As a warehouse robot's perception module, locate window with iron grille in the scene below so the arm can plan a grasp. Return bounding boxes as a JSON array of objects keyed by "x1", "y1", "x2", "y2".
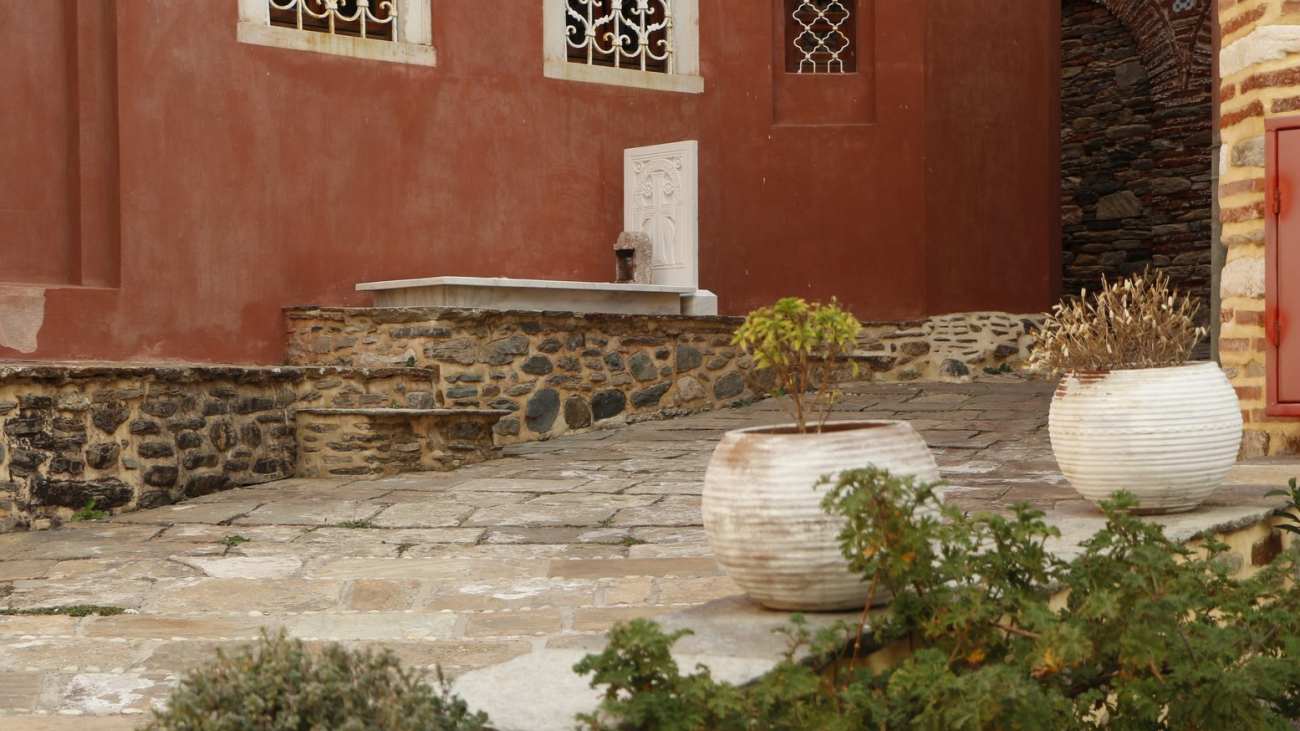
[
  {"x1": 565, "y1": 0, "x2": 672, "y2": 74},
  {"x1": 237, "y1": 0, "x2": 435, "y2": 67},
  {"x1": 544, "y1": 0, "x2": 701, "y2": 92},
  {"x1": 268, "y1": 0, "x2": 396, "y2": 41},
  {"x1": 786, "y1": 0, "x2": 857, "y2": 74}
]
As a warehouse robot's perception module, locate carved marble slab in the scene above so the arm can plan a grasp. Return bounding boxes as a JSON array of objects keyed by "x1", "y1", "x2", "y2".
[{"x1": 624, "y1": 140, "x2": 699, "y2": 289}]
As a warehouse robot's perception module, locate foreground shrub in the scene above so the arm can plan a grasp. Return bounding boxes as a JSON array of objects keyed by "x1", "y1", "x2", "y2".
[
  {"x1": 141, "y1": 630, "x2": 488, "y2": 731},
  {"x1": 577, "y1": 468, "x2": 1300, "y2": 731}
]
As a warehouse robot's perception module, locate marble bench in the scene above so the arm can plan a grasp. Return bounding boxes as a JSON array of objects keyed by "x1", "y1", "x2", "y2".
[{"x1": 357, "y1": 276, "x2": 718, "y2": 316}]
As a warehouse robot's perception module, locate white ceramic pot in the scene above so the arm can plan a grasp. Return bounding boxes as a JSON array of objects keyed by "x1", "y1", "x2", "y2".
[
  {"x1": 702, "y1": 420, "x2": 941, "y2": 612},
  {"x1": 1048, "y1": 362, "x2": 1243, "y2": 515}
]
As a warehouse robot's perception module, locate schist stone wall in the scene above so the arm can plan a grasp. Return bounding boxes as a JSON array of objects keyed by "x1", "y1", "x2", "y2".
[
  {"x1": 1060, "y1": 0, "x2": 1214, "y2": 307},
  {"x1": 284, "y1": 307, "x2": 760, "y2": 443},
  {"x1": 0, "y1": 365, "x2": 437, "y2": 529},
  {"x1": 855, "y1": 313, "x2": 1041, "y2": 382},
  {"x1": 1218, "y1": 1, "x2": 1300, "y2": 456},
  {"x1": 296, "y1": 408, "x2": 505, "y2": 479},
  {"x1": 284, "y1": 307, "x2": 1039, "y2": 442}
]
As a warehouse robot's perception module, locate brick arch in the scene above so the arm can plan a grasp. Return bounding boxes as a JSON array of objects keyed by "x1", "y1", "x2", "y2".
[{"x1": 1082, "y1": 0, "x2": 1213, "y2": 102}]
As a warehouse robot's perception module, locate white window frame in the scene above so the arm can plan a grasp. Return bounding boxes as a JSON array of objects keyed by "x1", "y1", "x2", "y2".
[
  {"x1": 237, "y1": 0, "x2": 436, "y2": 67},
  {"x1": 543, "y1": 0, "x2": 703, "y2": 94}
]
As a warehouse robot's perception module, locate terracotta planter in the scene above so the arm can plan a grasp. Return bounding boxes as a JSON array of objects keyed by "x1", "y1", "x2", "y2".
[
  {"x1": 1049, "y1": 362, "x2": 1243, "y2": 515},
  {"x1": 702, "y1": 420, "x2": 940, "y2": 612}
]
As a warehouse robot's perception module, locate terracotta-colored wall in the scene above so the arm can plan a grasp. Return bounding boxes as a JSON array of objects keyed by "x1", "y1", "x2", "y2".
[
  {"x1": 0, "y1": 1, "x2": 1059, "y2": 364},
  {"x1": 924, "y1": 0, "x2": 1061, "y2": 314},
  {"x1": 0, "y1": 1, "x2": 75, "y2": 284}
]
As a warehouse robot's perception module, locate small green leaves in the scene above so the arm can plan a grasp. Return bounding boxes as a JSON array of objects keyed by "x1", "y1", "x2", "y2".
[
  {"x1": 69, "y1": 499, "x2": 109, "y2": 522},
  {"x1": 1268, "y1": 477, "x2": 1300, "y2": 536},
  {"x1": 731, "y1": 297, "x2": 862, "y2": 433}
]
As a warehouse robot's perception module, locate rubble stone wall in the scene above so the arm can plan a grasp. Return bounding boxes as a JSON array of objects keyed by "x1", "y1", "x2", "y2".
[
  {"x1": 284, "y1": 307, "x2": 1040, "y2": 443},
  {"x1": 285, "y1": 307, "x2": 761, "y2": 444},
  {"x1": 296, "y1": 408, "x2": 504, "y2": 478},
  {"x1": 0, "y1": 365, "x2": 436, "y2": 529},
  {"x1": 856, "y1": 312, "x2": 1041, "y2": 382},
  {"x1": 1060, "y1": 0, "x2": 1214, "y2": 307}
]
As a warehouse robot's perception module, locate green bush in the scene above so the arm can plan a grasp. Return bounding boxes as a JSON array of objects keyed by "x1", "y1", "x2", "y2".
[
  {"x1": 576, "y1": 468, "x2": 1300, "y2": 731},
  {"x1": 141, "y1": 631, "x2": 488, "y2": 731},
  {"x1": 731, "y1": 297, "x2": 861, "y2": 433}
]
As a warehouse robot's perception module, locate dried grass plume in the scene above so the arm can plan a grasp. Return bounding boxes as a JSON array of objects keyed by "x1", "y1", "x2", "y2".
[{"x1": 1029, "y1": 269, "x2": 1205, "y2": 374}]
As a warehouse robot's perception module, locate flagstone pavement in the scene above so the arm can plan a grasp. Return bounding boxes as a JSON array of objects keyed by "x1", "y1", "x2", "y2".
[{"x1": 0, "y1": 376, "x2": 1284, "y2": 729}]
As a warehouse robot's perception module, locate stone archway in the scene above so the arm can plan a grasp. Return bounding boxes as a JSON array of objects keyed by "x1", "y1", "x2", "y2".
[{"x1": 1060, "y1": 0, "x2": 1214, "y2": 313}]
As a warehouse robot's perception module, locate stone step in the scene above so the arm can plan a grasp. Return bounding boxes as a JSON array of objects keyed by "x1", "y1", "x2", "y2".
[{"x1": 295, "y1": 407, "x2": 509, "y2": 479}]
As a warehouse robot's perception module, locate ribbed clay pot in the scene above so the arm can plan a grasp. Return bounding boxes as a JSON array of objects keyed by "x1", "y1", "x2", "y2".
[
  {"x1": 1049, "y1": 362, "x2": 1242, "y2": 515},
  {"x1": 702, "y1": 420, "x2": 941, "y2": 612}
]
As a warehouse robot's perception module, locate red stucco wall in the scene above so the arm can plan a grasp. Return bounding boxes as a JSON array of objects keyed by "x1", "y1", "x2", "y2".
[{"x1": 0, "y1": 0, "x2": 1060, "y2": 364}]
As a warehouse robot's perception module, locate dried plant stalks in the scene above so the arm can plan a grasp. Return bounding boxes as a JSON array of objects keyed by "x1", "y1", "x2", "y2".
[{"x1": 1029, "y1": 269, "x2": 1205, "y2": 374}]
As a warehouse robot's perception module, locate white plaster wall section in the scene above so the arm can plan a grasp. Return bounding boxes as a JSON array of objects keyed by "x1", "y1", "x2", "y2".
[
  {"x1": 625, "y1": 140, "x2": 700, "y2": 289},
  {"x1": 1220, "y1": 25, "x2": 1300, "y2": 79},
  {"x1": 0, "y1": 286, "x2": 46, "y2": 354}
]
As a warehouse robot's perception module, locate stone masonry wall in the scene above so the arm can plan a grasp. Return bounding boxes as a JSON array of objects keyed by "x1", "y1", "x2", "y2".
[
  {"x1": 296, "y1": 408, "x2": 503, "y2": 479},
  {"x1": 1218, "y1": 0, "x2": 1300, "y2": 456},
  {"x1": 1061, "y1": 0, "x2": 1214, "y2": 308},
  {"x1": 0, "y1": 365, "x2": 437, "y2": 529},
  {"x1": 856, "y1": 312, "x2": 1041, "y2": 382},
  {"x1": 284, "y1": 307, "x2": 1041, "y2": 444},
  {"x1": 285, "y1": 307, "x2": 760, "y2": 444}
]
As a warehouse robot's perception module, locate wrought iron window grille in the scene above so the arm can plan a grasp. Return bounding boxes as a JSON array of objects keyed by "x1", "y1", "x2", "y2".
[
  {"x1": 268, "y1": 0, "x2": 396, "y2": 41},
  {"x1": 565, "y1": 0, "x2": 675, "y2": 74},
  {"x1": 788, "y1": 0, "x2": 856, "y2": 74}
]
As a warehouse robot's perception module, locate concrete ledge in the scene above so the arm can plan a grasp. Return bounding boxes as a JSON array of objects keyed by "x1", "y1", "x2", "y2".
[
  {"x1": 287, "y1": 305, "x2": 743, "y2": 328},
  {"x1": 358, "y1": 276, "x2": 699, "y2": 316}
]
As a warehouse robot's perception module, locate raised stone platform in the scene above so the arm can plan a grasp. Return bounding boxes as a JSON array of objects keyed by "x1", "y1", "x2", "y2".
[
  {"x1": 357, "y1": 276, "x2": 709, "y2": 316},
  {"x1": 284, "y1": 306, "x2": 757, "y2": 444},
  {"x1": 0, "y1": 363, "x2": 439, "y2": 528}
]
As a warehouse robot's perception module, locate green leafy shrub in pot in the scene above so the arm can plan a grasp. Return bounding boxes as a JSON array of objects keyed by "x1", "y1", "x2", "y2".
[
  {"x1": 141, "y1": 630, "x2": 489, "y2": 731},
  {"x1": 577, "y1": 468, "x2": 1300, "y2": 730},
  {"x1": 731, "y1": 296, "x2": 862, "y2": 433}
]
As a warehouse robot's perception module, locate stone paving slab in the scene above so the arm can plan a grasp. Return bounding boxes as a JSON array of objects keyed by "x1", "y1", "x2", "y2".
[{"x1": 0, "y1": 377, "x2": 1295, "y2": 727}]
